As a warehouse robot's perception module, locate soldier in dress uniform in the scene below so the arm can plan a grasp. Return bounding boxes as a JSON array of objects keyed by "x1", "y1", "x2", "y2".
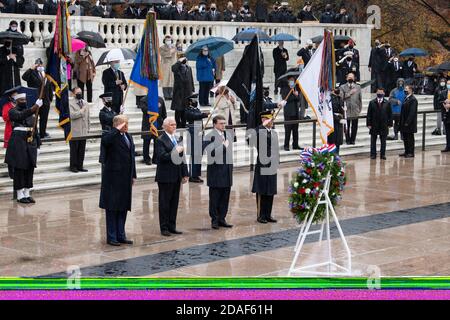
[
  {"x1": 99, "y1": 92, "x2": 116, "y2": 163},
  {"x1": 4, "y1": 89, "x2": 43, "y2": 204},
  {"x1": 185, "y1": 93, "x2": 209, "y2": 183},
  {"x1": 252, "y1": 110, "x2": 280, "y2": 223}
]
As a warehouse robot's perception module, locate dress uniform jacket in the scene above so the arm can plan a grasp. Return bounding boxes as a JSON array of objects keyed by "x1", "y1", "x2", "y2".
[{"x1": 251, "y1": 125, "x2": 279, "y2": 196}]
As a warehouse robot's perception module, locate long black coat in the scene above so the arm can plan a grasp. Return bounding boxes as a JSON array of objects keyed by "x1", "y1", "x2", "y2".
[
  {"x1": 297, "y1": 47, "x2": 314, "y2": 66},
  {"x1": 252, "y1": 125, "x2": 279, "y2": 196},
  {"x1": 171, "y1": 62, "x2": 194, "y2": 111},
  {"x1": 154, "y1": 132, "x2": 189, "y2": 183},
  {"x1": 281, "y1": 85, "x2": 300, "y2": 119},
  {"x1": 140, "y1": 96, "x2": 167, "y2": 140},
  {"x1": 402, "y1": 61, "x2": 418, "y2": 79},
  {"x1": 99, "y1": 128, "x2": 137, "y2": 212},
  {"x1": 5, "y1": 106, "x2": 39, "y2": 170},
  {"x1": 204, "y1": 130, "x2": 233, "y2": 188},
  {"x1": 433, "y1": 86, "x2": 448, "y2": 111},
  {"x1": 273, "y1": 46, "x2": 289, "y2": 76},
  {"x1": 328, "y1": 94, "x2": 344, "y2": 146},
  {"x1": 400, "y1": 95, "x2": 418, "y2": 133},
  {"x1": 368, "y1": 47, "x2": 384, "y2": 73},
  {"x1": 22, "y1": 69, "x2": 53, "y2": 106},
  {"x1": 0, "y1": 45, "x2": 24, "y2": 95},
  {"x1": 102, "y1": 68, "x2": 127, "y2": 113},
  {"x1": 367, "y1": 98, "x2": 393, "y2": 136}
]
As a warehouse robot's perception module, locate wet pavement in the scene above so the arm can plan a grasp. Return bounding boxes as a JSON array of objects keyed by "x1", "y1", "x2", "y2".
[{"x1": 0, "y1": 150, "x2": 449, "y2": 277}]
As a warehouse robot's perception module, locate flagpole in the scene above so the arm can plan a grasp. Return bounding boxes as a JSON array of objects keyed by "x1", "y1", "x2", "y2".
[
  {"x1": 119, "y1": 79, "x2": 131, "y2": 114},
  {"x1": 270, "y1": 87, "x2": 294, "y2": 123},
  {"x1": 28, "y1": 80, "x2": 47, "y2": 143},
  {"x1": 202, "y1": 91, "x2": 225, "y2": 132}
]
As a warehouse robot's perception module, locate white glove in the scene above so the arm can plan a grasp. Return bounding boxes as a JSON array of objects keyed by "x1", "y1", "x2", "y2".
[
  {"x1": 340, "y1": 119, "x2": 347, "y2": 125},
  {"x1": 278, "y1": 100, "x2": 287, "y2": 108},
  {"x1": 120, "y1": 105, "x2": 125, "y2": 114},
  {"x1": 35, "y1": 99, "x2": 43, "y2": 107}
]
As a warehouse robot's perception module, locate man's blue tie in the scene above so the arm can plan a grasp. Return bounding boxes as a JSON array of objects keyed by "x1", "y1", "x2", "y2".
[{"x1": 171, "y1": 136, "x2": 177, "y2": 147}]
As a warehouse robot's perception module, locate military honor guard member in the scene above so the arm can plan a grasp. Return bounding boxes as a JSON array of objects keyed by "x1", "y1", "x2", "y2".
[
  {"x1": 99, "y1": 115, "x2": 136, "y2": 246},
  {"x1": 252, "y1": 111, "x2": 280, "y2": 223},
  {"x1": 155, "y1": 117, "x2": 189, "y2": 237},
  {"x1": 99, "y1": 92, "x2": 117, "y2": 133},
  {"x1": 204, "y1": 115, "x2": 234, "y2": 229},
  {"x1": 4, "y1": 88, "x2": 43, "y2": 204}
]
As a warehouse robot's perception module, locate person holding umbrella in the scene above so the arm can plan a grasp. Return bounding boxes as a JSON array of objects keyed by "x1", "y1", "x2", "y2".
[
  {"x1": 102, "y1": 60, "x2": 127, "y2": 114},
  {"x1": 0, "y1": 25, "x2": 25, "y2": 95},
  {"x1": 159, "y1": 35, "x2": 177, "y2": 100},
  {"x1": 272, "y1": 40, "x2": 289, "y2": 95},
  {"x1": 196, "y1": 46, "x2": 216, "y2": 107},
  {"x1": 74, "y1": 47, "x2": 96, "y2": 103}
]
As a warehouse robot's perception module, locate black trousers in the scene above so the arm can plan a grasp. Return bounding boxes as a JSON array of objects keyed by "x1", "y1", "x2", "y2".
[
  {"x1": 39, "y1": 104, "x2": 50, "y2": 138},
  {"x1": 77, "y1": 79, "x2": 93, "y2": 103},
  {"x1": 445, "y1": 122, "x2": 450, "y2": 150},
  {"x1": 392, "y1": 114, "x2": 401, "y2": 136},
  {"x1": 174, "y1": 110, "x2": 186, "y2": 128},
  {"x1": 346, "y1": 119, "x2": 359, "y2": 143},
  {"x1": 209, "y1": 187, "x2": 231, "y2": 224},
  {"x1": 402, "y1": 132, "x2": 415, "y2": 155},
  {"x1": 199, "y1": 81, "x2": 213, "y2": 106},
  {"x1": 188, "y1": 127, "x2": 202, "y2": 178},
  {"x1": 69, "y1": 140, "x2": 86, "y2": 170},
  {"x1": 158, "y1": 182, "x2": 181, "y2": 232},
  {"x1": 274, "y1": 72, "x2": 283, "y2": 93},
  {"x1": 256, "y1": 193, "x2": 274, "y2": 220},
  {"x1": 143, "y1": 138, "x2": 156, "y2": 162},
  {"x1": 105, "y1": 210, "x2": 127, "y2": 242},
  {"x1": 284, "y1": 116, "x2": 299, "y2": 148},
  {"x1": 13, "y1": 168, "x2": 34, "y2": 190},
  {"x1": 370, "y1": 134, "x2": 387, "y2": 157}
]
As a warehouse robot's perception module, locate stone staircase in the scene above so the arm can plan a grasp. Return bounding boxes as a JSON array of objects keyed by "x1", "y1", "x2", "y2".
[{"x1": 0, "y1": 94, "x2": 445, "y2": 196}]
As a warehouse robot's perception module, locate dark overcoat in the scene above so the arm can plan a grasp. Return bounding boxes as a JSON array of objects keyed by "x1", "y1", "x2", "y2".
[
  {"x1": 367, "y1": 98, "x2": 393, "y2": 136},
  {"x1": 400, "y1": 95, "x2": 418, "y2": 134},
  {"x1": 171, "y1": 62, "x2": 194, "y2": 111}
]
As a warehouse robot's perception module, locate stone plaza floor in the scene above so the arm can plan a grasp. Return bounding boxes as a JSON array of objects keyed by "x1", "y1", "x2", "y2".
[{"x1": 0, "y1": 149, "x2": 449, "y2": 277}]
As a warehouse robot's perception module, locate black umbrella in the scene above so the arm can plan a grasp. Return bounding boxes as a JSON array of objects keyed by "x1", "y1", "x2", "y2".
[
  {"x1": 311, "y1": 35, "x2": 352, "y2": 44},
  {"x1": 0, "y1": 31, "x2": 30, "y2": 46},
  {"x1": 278, "y1": 71, "x2": 301, "y2": 82},
  {"x1": 435, "y1": 61, "x2": 450, "y2": 71},
  {"x1": 75, "y1": 31, "x2": 106, "y2": 48}
]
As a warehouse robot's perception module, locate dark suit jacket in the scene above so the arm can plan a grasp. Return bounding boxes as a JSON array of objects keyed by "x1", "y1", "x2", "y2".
[
  {"x1": 99, "y1": 128, "x2": 137, "y2": 211},
  {"x1": 206, "y1": 10, "x2": 222, "y2": 21},
  {"x1": 367, "y1": 99, "x2": 393, "y2": 136},
  {"x1": 400, "y1": 95, "x2": 418, "y2": 133},
  {"x1": 170, "y1": 8, "x2": 188, "y2": 20},
  {"x1": 102, "y1": 68, "x2": 127, "y2": 111},
  {"x1": 21, "y1": 69, "x2": 53, "y2": 106},
  {"x1": 204, "y1": 130, "x2": 233, "y2": 188},
  {"x1": 273, "y1": 47, "x2": 289, "y2": 75},
  {"x1": 155, "y1": 132, "x2": 188, "y2": 183},
  {"x1": 281, "y1": 85, "x2": 300, "y2": 119},
  {"x1": 402, "y1": 61, "x2": 418, "y2": 79}
]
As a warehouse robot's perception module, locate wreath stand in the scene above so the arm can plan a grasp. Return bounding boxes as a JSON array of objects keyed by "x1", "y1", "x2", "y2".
[{"x1": 288, "y1": 172, "x2": 352, "y2": 276}]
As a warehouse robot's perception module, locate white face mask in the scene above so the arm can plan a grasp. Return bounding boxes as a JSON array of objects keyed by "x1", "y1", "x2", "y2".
[
  {"x1": 166, "y1": 40, "x2": 172, "y2": 45},
  {"x1": 177, "y1": 4, "x2": 182, "y2": 9},
  {"x1": 37, "y1": 66, "x2": 45, "y2": 72},
  {"x1": 10, "y1": 26, "x2": 17, "y2": 31}
]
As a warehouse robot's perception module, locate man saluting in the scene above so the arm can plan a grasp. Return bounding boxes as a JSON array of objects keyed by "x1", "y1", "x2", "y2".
[
  {"x1": 4, "y1": 88, "x2": 43, "y2": 204},
  {"x1": 251, "y1": 110, "x2": 280, "y2": 223}
]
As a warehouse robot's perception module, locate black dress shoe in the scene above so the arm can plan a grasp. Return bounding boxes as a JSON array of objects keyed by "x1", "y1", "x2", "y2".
[
  {"x1": 70, "y1": 168, "x2": 78, "y2": 173},
  {"x1": 399, "y1": 153, "x2": 406, "y2": 157},
  {"x1": 219, "y1": 222, "x2": 233, "y2": 228},
  {"x1": 380, "y1": 156, "x2": 387, "y2": 160},
  {"x1": 78, "y1": 168, "x2": 88, "y2": 172},
  {"x1": 405, "y1": 154, "x2": 415, "y2": 158},
  {"x1": 257, "y1": 218, "x2": 268, "y2": 224},
  {"x1": 17, "y1": 198, "x2": 30, "y2": 204},
  {"x1": 370, "y1": 155, "x2": 376, "y2": 159},
  {"x1": 189, "y1": 177, "x2": 203, "y2": 183},
  {"x1": 161, "y1": 230, "x2": 171, "y2": 237},
  {"x1": 266, "y1": 217, "x2": 277, "y2": 223},
  {"x1": 118, "y1": 239, "x2": 133, "y2": 245},
  {"x1": 283, "y1": 147, "x2": 290, "y2": 151},
  {"x1": 212, "y1": 224, "x2": 219, "y2": 230},
  {"x1": 107, "y1": 241, "x2": 121, "y2": 246},
  {"x1": 169, "y1": 229, "x2": 183, "y2": 235},
  {"x1": 144, "y1": 159, "x2": 152, "y2": 165},
  {"x1": 441, "y1": 149, "x2": 450, "y2": 153},
  {"x1": 26, "y1": 197, "x2": 36, "y2": 204},
  {"x1": 293, "y1": 146, "x2": 302, "y2": 150}
]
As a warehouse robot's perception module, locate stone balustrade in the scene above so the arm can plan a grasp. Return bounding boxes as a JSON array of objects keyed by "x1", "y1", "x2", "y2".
[{"x1": 0, "y1": 13, "x2": 373, "y2": 86}]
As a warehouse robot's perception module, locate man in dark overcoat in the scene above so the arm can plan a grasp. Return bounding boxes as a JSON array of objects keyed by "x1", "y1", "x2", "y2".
[
  {"x1": 367, "y1": 88, "x2": 393, "y2": 160},
  {"x1": 171, "y1": 53, "x2": 194, "y2": 128},
  {"x1": 101, "y1": 60, "x2": 127, "y2": 114},
  {"x1": 272, "y1": 41, "x2": 289, "y2": 95},
  {"x1": 99, "y1": 115, "x2": 136, "y2": 246},
  {"x1": 252, "y1": 111, "x2": 279, "y2": 224},
  {"x1": 204, "y1": 115, "x2": 234, "y2": 229},
  {"x1": 399, "y1": 85, "x2": 418, "y2": 158}
]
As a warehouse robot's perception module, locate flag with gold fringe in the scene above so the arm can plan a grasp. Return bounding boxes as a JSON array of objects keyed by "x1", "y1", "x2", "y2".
[
  {"x1": 46, "y1": 0, "x2": 72, "y2": 142},
  {"x1": 130, "y1": 12, "x2": 160, "y2": 136},
  {"x1": 297, "y1": 30, "x2": 335, "y2": 144}
]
